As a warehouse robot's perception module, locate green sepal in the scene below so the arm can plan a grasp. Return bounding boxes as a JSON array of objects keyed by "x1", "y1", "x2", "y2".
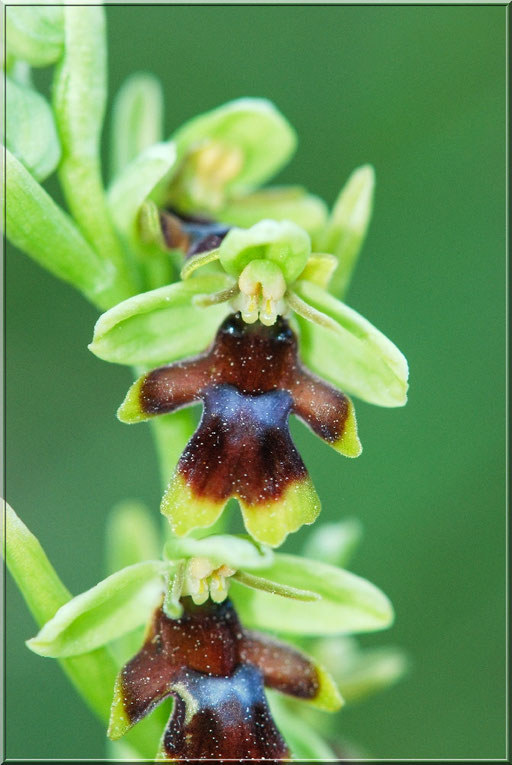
[
  {"x1": 26, "y1": 561, "x2": 167, "y2": 658},
  {"x1": 294, "y1": 279, "x2": 409, "y2": 407},
  {"x1": 218, "y1": 186, "x2": 328, "y2": 238},
  {"x1": 6, "y1": 77, "x2": 61, "y2": 181},
  {"x1": 107, "y1": 142, "x2": 177, "y2": 241},
  {"x1": 6, "y1": 4, "x2": 64, "y2": 67},
  {"x1": 268, "y1": 693, "x2": 338, "y2": 760},
  {"x1": 302, "y1": 518, "x2": 363, "y2": 568},
  {"x1": 164, "y1": 534, "x2": 274, "y2": 571},
  {"x1": 109, "y1": 72, "x2": 164, "y2": 181},
  {"x1": 230, "y1": 553, "x2": 393, "y2": 635},
  {"x1": 89, "y1": 275, "x2": 233, "y2": 366},
  {"x1": 3, "y1": 148, "x2": 114, "y2": 309},
  {"x1": 219, "y1": 219, "x2": 311, "y2": 282},
  {"x1": 318, "y1": 164, "x2": 375, "y2": 297},
  {"x1": 171, "y1": 98, "x2": 297, "y2": 209}
]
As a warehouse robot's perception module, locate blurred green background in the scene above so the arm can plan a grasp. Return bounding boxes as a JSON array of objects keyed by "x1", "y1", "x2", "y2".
[{"x1": 5, "y1": 5, "x2": 506, "y2": 760}]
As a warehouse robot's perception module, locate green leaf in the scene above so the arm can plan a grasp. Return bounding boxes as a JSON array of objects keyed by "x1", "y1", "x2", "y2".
[
  {"x1": 170, "y1": 98, "x2": 297, "y2": 211},
  {"x1": 3, "y1": 148, "x2": 114, "y2": 309},
  {"x1": 219, "y1": 219, "x2": 311, "y2": 282},
  {"x1": 2, "y1": 502, "x2": 166, "y2": 758},
  {"x1": 27, "y1": 561, "x2": 166, "y2": 658},
  {"x1": 2, "y1": 501, "x2": 117, "y2": 721},
  {"x1": 302, "y1": 519, "x2": 363, "y2": 568},
  {"x1": 109, "y1": 72, "x2": 164, "y2": 181},
  {"x1": 318, "y1": 164, "x2": 375, "y2": 297},
  {"x1": 6, "y1": 4, "x2": 64, "y2": 67},
  {"x1": 164, "y1": 534, "x2": 274, "y2": 571},
  {"x1": 218, "y1": 186, "x2": 328, "y2": 239},
  {"x1": 107, "y1": 142, "x2": 177, "y2": 241},
  {"x1": 230, "y1": 553, "x2": 393, "y2": 636},
  {"x1": 293, "y1": 280, "x2": 409, "y2": 407},
  {"x1": 6, "y1": 77, "x2": 61, "y2": 181},
  {"x1": 105, "y1": 501, "x2": 161, "y2": 575},
  {"x1": 89, "y1": 275, "x2": 232, "y2": 365}
]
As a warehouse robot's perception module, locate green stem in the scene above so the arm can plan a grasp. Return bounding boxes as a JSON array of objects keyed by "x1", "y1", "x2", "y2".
[{"x1": 53, "y1": 6, "x2": 139, "y2": 305}]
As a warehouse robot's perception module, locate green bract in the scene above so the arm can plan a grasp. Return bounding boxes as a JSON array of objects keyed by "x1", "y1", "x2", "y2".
[
  {"x1": 109, "y1": 72, "x2": 164, "y2": 181},
  {"x1": 6, "y1": 77, "x2": 61, "y2": 181},
  {"x1": 303, "y1": 518, "x2": 363, "y2": 568},
  {"x1": 230, "y1": 553, "x2": 393, "y2": 636}
]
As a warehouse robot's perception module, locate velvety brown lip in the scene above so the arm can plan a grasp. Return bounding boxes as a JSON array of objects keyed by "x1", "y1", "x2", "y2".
[
  {"x1": 112, "y1": 599, "x2": 328, "y2": 762},
  {"x1": 138, "y1": 313, "x2": 352, "y2": 443},
  {"x1": 177, "y1": 385, "x2": 307, "y2": 505}
]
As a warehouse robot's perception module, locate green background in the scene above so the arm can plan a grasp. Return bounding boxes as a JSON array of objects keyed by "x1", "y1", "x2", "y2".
[{"x1": 5, "y1": 5, "x2": 506, "y2": 760}]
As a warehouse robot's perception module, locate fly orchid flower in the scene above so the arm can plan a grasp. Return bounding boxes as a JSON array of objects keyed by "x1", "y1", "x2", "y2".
[
  {"x1": 116, "y1": 312, "x2": 361, "y2": 546},
  {"x1": 108, "y1": 598, "x2": 338, "y2": 762},
  {"x1": 106, "y1": 97, "x2": 328, "y2": 287},
  {"x1": 24, "y1": 527, "x2": 392, "y2": 760},
  {"x1": 90, "y1": 218, "x2": 408, "y2": 410}
]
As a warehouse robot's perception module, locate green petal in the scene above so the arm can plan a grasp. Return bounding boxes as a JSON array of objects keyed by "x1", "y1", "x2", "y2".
[
  {"x1": 219, "y1": 219, "x2": 311, "y2": 282},
  {"x1": 107, "y1": 142, "x2": 177, "y2": 239},
  {"x1": 6, "y1": 5, "x2": 64, "y2": 67},
  {"x1": 3, "y1": 148, "x2": 113, "y2": 309},
  {"x1": 109, "y1": 72, "x2": 164, "y2": 181},
  {"x1": 172, "y1": 97, "x2": 297, "y2": 202},
  {"x1": 293, "y1": 280, "x2": 409, "y2": 407},
  {"x1": 302, "y1": 519, "x2": 363, "y2": 568},
  {"x1": 318, "y1": 164, "x2": 375, "y2": 297},
  {"x1": 230, "y1": 553, "x2": 393, "y2": 635},
  {"x1": 218, "y1": 186, "x2": 328, "y2": 238},
  {"x1": 89, "y1": 275, "x2": 232, "y2": 365},
  {"x1": 27, "y1": 561, "x2": 166, "y2": 658},
  {"x1": 164, "y1": 534, "x2": 274, "y2": 571},
  {"x1": 6, "y1": 77, "x2": 61, "y2": 181}
]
